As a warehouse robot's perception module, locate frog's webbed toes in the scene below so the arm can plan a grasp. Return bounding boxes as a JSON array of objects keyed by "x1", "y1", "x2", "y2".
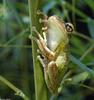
[
  {"x1": 29, "y1": 26, "x2": 39, "y2": 39},
  {"x1": 29, "y1": 34, "x2": 38, "y2": 42},
  {"x1": 37, "y1": 10, "x2": 48, "y2": 19},
  {"x1": 31, "y1": 26, "x2": 38, "y2": 33},
  {"x1": 37, "y1": 55, "x2": 45, "y2": 68},
  {"x1": 39, "y1": 18, "x2": 47, "y2": 23}
]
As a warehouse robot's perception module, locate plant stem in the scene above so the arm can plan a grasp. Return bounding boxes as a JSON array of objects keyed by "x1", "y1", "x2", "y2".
[
  {"x1": 28, "y1": 0, "x2": 48, "y2": 100},
  {"x1": 0, "y1": 75, "x2": 29, "y2": 100}
]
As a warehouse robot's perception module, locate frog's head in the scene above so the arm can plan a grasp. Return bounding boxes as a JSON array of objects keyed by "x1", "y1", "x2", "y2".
[
  {"x1": 48, "y1": 15, "x2": 74, "y2": 34},
  {"x1": 47, "y1": 16, "x2": 74, "y2": 50}
]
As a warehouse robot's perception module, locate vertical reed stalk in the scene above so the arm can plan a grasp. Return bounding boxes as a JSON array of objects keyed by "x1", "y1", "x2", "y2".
[{"x1": 28, "y1": 0, "x2": 48, "y2": 100}]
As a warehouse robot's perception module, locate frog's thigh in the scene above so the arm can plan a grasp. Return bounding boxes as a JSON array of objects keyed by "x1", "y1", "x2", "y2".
[
  {"x1": 47, "y1": 61, "x2": 59, "y2": 94},
  {"x1": 48, "y1": 61, "x2": 59, "y2": 86}
]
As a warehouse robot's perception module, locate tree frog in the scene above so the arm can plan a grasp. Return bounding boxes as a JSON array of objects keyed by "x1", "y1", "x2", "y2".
[{"x1": 30, "y1": 14, "x2": 74, "y2": 95}]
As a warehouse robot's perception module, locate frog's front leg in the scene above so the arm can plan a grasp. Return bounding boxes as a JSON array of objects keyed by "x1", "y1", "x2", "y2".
[{"x1": 31, "y1": 26, "x2": 55, "y2": 60}]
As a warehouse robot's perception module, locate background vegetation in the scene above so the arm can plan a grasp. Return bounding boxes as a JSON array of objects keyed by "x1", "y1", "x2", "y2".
[{"x1": 0, "y1": 0, "x2": 94, "y2": 100}]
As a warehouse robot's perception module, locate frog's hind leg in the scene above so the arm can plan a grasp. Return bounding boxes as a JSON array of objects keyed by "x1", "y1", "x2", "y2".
[{"x1": 47, "y1": 61, "x2": 59, "y2": 94}]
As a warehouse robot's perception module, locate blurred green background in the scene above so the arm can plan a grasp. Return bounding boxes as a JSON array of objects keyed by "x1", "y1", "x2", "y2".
[{"x1": 0, "y1": 0, "x2": 94, "y2": 100}]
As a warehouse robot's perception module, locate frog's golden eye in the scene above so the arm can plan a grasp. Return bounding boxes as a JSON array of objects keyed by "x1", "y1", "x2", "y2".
[{"x1": 65, "y1": 23, "x2": 74, "y2": 33}]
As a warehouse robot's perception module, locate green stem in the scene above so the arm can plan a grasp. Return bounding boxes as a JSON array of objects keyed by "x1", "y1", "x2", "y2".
[
  {"x1": 0, "y1": 75, "x2": 29, "y2": 100},
  {"x1": 28, "y1": 0, "x2": 48, "y2": 100}
]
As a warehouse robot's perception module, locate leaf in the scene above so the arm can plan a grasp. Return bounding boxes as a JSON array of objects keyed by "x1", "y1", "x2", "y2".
[
  {"x1": 65, "y1": 2, "x2": 88, "y2": 19},
  {"x1": 43, "y1": 1, "x2": 56, "y2": 13},
  {"x1": 84, "y1": 0, "x2": 94, "y2": 11},
  {"x1": 70, "y1": 55, "x2": 94, "y2": 77},
  {"x1": 71, "y1": 72, "x2": 89, "y2": 84},
  {"x1": 87, "y1": 18, "x2": 94, "y2": 38}
]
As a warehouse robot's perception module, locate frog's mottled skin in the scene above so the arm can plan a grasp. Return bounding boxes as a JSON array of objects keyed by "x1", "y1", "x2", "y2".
[{"x1": 31, "y1": 15, "x2": 74, "y2": 95}]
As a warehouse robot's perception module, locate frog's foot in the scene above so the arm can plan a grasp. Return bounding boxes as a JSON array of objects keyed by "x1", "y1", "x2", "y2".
[
  {"x1": 31, "y1": 26, "x2": 47, "y2": 43},
  {"x1": 37, "y1": 55, "x2": 46, "y2": 68},
  {"x1": 31, "y1": 26, "x2": 46, "y2": 43},
  {"x1": 37, "y1": 10, "x2": 48, "y2": 19},
  {"x1": 37, "y1": 49, "x2": 44, "y2": 59},
  {"x1": 29, "y1": 33, "x2": 37, "y2": 41},
  {"x1": 37, "y1": 10, "x2": 48, "y2": 23},
  {"x1": 39, "y1": 18, "x2": 47, "y2": 23},
  {"x1": 42, "y1": 27, "x2": 48, "y2": 31}
]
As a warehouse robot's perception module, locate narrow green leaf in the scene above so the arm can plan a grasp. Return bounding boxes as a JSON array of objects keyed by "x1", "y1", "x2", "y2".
[
  {"x1": 64, "y1": 1, "x2": 88, "y2": 19},
  {"x1": 87, "y1": 18, "x2": 94, "y2": 38},
  {"x1": 43, "y1": 1, "x2": 56, "y2": 13},
  {"x1": 84, "y1": 0, "x2": 94, "y2": 11},
  {"x1": 70, "y1": 55, "x2": 94, "y2": 77},
  {"x1": 71, "y1": 72, "x2": 89, "y2": 84}
]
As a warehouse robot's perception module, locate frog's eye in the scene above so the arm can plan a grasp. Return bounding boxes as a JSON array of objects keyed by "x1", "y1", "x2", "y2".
[{"x1": 65, "y1": 23, "x2": 74, "y2": 33}]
